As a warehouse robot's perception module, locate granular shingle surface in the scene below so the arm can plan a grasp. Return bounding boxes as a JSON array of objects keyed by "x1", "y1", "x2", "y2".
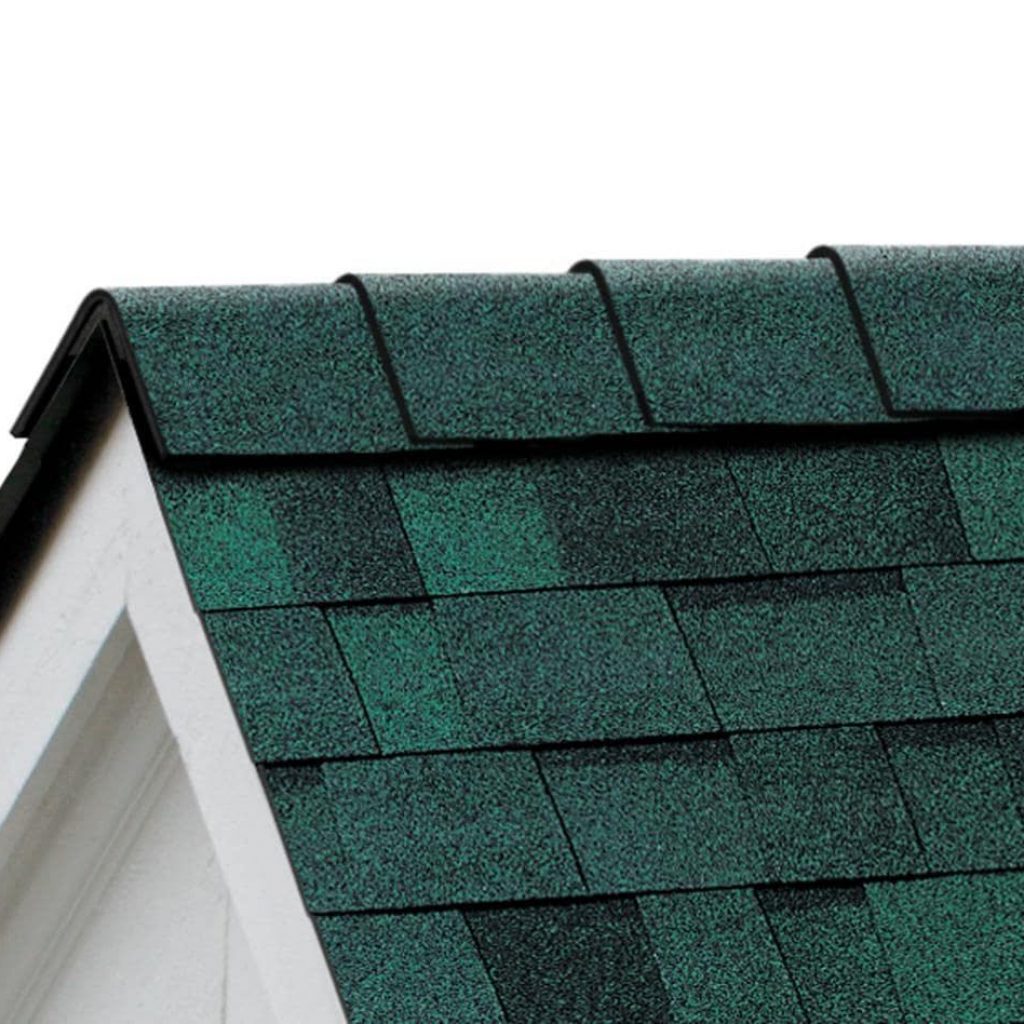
[
  {"x1": 354, "y1": 273, "x2": 641, "y2": 440},
  {"x1": 18, "y1": 249, "x2": 1024, "y2": 1022},
  {"x1": 585, "y1": 258, "x2": 884, "y2": 425}
]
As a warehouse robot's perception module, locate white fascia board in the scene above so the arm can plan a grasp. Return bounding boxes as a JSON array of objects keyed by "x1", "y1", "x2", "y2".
[{"x1": 0, "y1": 401, "x2": 346, "y2": 1024}]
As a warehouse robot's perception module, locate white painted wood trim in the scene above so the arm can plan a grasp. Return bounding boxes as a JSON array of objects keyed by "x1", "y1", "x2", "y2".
[{"x1": 0, "y1": 402, "x2": 346, "y2": 1024}]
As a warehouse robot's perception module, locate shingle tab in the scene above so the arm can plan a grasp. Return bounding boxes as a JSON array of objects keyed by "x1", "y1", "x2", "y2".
[
  {"x1": 939, "y1": 431, "x2": 1024, "y2": 559},
  {"x1": 903, "y1": 562, "x2": 1024, "y2": 715},
  {"x1": 869, "y1": 872, "x2": 1024, "y2": 1023},
  {"x1": 586, "y1": 258, "x2": 884, "y2": 425},
  {"x1": 818, "y1": 246, "x2": 1024, "y2": 412},
  {"x1": 729, "y1": 437, "x2": 968, "y2": 572},
  {"x1": 733, "y1": 727, "x2": 923, "y2": 881},
  {"x1": 639, "y1": 889, "x2": 803, "y2": 1024},
  {"x1": 760, "y1": 885, "x2": 903, "y2": 1023},
  {"x1": 387, "y1": 447, "x2": 767, "y2": 595},
  {"x1": 316, "y1": 912, "x2": 505, "y2": 1024},
  {"x1": 540, "y1": 740, "x2": 763, "y2": 893},
  {"x1": 668, "y1": 571, "x2": 938, "y2": 731},
  {"x1": 112, "y1": 285, "x2": 407, "y2": 454},
  {"x1": 326, "y1": 602, "x2": 473, "y2": 754},
  {"x1": 434, "y1": 587, "x2": 714, "y2": 746},
  {"x1": 466, "y1": 899, "x2": 671, "y2": 1024},
  {"x1": 265, "y1": 752, "x2": 582, "y2": 912},
  {"x1": 152, "y1": 463, "x2": 423, "y2": 609},
  {"x1": 355, "y1": 273, "x2": 641, "y2": 440},
  {"x1": 878, "y1": 720, "x2": 1024, "y2": 872},
  {"x1": 994, "y1": 717, "x2": 1024, "y2": 813},
  {"x1": 204, "y1": 606, "x2": 377, "y2": 761}
]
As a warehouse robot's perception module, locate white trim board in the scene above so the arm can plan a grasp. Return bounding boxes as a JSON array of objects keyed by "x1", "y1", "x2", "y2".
[{"x1": 0, "y1": 401, "x2": 346, "y2": 1024}]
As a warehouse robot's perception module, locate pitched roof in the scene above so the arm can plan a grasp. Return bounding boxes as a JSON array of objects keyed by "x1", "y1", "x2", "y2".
[{"x1": 9, "y1": 246, "x2": 1024, "y2": 1022}]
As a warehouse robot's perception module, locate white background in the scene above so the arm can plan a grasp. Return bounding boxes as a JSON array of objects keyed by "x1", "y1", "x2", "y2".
[{"x1": 1, "y1": 1, "x2": 1022, "y2": 482}]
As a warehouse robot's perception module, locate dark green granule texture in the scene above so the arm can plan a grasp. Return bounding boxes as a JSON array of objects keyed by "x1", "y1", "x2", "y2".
[
  {"x1": 903, "y1": 562, "x2": 1024, "y2": 715},
  {"x1": 995, "y1": 717, "x2": 1024, "y2": 813},
  {"x1": 869, "y1": 872, "x2": 1024, "y2": 1023},
  {"x1": 878, "y1": 720, "x2": 1024, "y2": 872},
  {"x1": 326, "y1": 602, "x2": 472, "y2": 754},
  {"x1": 432, "y1": 586, "x2": 714, "y2": 746},
  {"x1": 266, "y1": 751, "x2": 582, "y2": 912},
  {"x1": 358, "y1": 273, "x2": 641, "y2": 440},
  {"x1": 732, "y1": 726, "x2": 923, "y2": 881},
  {"x1": 259, "y1": 764, "x2": 347, "y2": 911},
  {"x1": 668, "y1": 571, "x2": 938, "y2": 731},
  {"x1": 728, "y1": 437, "x2": 968, "y2": 573},
  {"x1": 760, "y1": 885, "x2": 903, "y2": 1023},
  {"x1": 939, "y1": 432, "x2": 1024, "y2": 559},
  {"x1": 466, "y1": 899, "x2": 671, "y2": 1024},
  {"x1": 316, "y1": 912, "x2": 504, "y2": 1024},
  {"x1": 638, "y1": 889, "x2": 803, "y2": 1024},
  {"x1": 152, "y1": 463, "x2": 422, "y2": 609},
  {"x1": 112, "y1": 285, "x2": 407, "y2": 455},
  {"x1": 825, "y1": 246, "x2": 1024, "y2": 412},
  {"x1": 539, "y1": 740, "x2": 764, "y2": 892},
  {"x1": 204, "y1": 606, "x2": 376, "y2": 762},
  {"x1": 387, "y1": 447, "x2": 766, "y2": 595},
  {"x1": 590, "y1": 259, "x2": 884, "y2": 425}
]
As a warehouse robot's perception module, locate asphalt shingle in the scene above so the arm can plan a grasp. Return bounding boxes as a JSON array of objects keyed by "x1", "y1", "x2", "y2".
[
  {"x1": 816, "y1": 246, "x2": 1024, "y2": 412},
  {"x1": 668, "y1": 571, "x2": 938, "y2": 731},
  {"x1": 433, "y1": 586, "x2": 714, "y2": 746},
  {"x1": 939, "y1": 431, "x2": 1024, "y2": 560},
  {"x1": 387, "y1": 447, "x2": 767, "y2": 595},
  {"x1": 316, "y1": 912, "x2": 505, "y2": 1024},
  {"x1": 204, "y1": 606, "x2": 377, "y2": 762},
  {"x1": 266, "y1": 752, "x2": 582, "y2": 912},
  {"x1": 353, "y1": 273, "x2": 641, "y2": 440},
  {"x1": 466, "y1": 899, "x2": 672, "y2": 1024},
  {"x1": 733, "y1": 727, "x2": 923, "y2": 882},
  {"x1": 583, "y1": 258, "x2": 884, "y2": 425},
  {"x1": 540, "y1": 739, "x2": 764, "y2": 893},
  {"x1": 869, "y1": 872, "x2": 1024, "y2": 1023},
  {"x1": 903, "y1": 562, "x2": 1024, "y2": 715},
  {"x1": 326, "y1": 602, "x2": 473, "y2": 754},
  {"x1": 112, "y1": 285, "x2": 408, "y2": 454},
  {"x1": 639, "y1": 888, "x2": 803, "y2": 1024},
  {"x1": 760, "y1": 885, "x2": 903, "y2": 1023},
  {"x1": 878, "y1": 719, "x2": 1024, "y2": 872},
  {"x1": 152, "y1": 463, "x2": 423, "y2": 609}
]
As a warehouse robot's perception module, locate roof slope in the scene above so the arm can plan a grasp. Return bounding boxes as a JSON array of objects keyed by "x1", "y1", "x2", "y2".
[{"x1": 11, "y1": 246, "x2": 1024, "y2": 1023}]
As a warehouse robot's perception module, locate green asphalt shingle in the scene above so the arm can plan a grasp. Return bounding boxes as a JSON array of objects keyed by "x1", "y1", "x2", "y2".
[
  {"x1": 760, "y1": 885, "x2": 903, "y2": 1023},
  {"x1": 387, "y1": 447, "x2": 767, "y2": 595},
  {"x1": 818, "y1": 246, "x2": 1024, "y2": 412},
  {"x1": 903, "y1": 562, "x2": 1024, "y2": 715},
  {"x1": 433, "y1": 586, "x2": 714, "y2": 746},
  {"x1": 869, "y1": 872, "x2": 1024, "y2": 1023},
  {"x1": 112, "y1": 285, "x2": 408, "y2": 454},
  {"x1": 326, "y1": 602, "x2": 473, "y2": 754},
  {"x1": 585, "y1": 258, "x2": 884, "y2": 425},
  {"x1": 939, "y1": 431, "x2": 1024, "y2": 560},
  {"x1": 540, "y1": 739, "x2": 764, "y2": 892},
  {"x1": 316, "y1": 912, "x2": 505, "y2": 1024},
  {"x1": 466, "y1": 899, "x2": 672, "y2": 1024},
  {"x1": 152, "y1": 463, "x2": 423, "y2": 609},
  {"x1": 668, "y1": 571, "x2": 939, "y2": 731},
  {"x1": 266, "y1": 752, "x2": 583, "y2": 912},
  {"x1": 355, "y1": 273, "x2": 641, "y2": 440},
  {"x1": 204, "y1": 606, "x2": 377, "y2": 761},
  {"x1": 732, "y1": 726, "x2": 923, "y2": 882},
  {"x1": 728, "y1": 437, "x2": 969, "y2": 573},
  {"x1": 878, "y1": 720, "x2": 1024, "y2": 872},
  {"x1": 639, "y1": 889, "x2": 803, "y2": 1024}
]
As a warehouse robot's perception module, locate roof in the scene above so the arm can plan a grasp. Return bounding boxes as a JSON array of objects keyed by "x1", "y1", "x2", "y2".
[{"x1": 8, "y1": 245, "x2": 1024, "y2": 1022}]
